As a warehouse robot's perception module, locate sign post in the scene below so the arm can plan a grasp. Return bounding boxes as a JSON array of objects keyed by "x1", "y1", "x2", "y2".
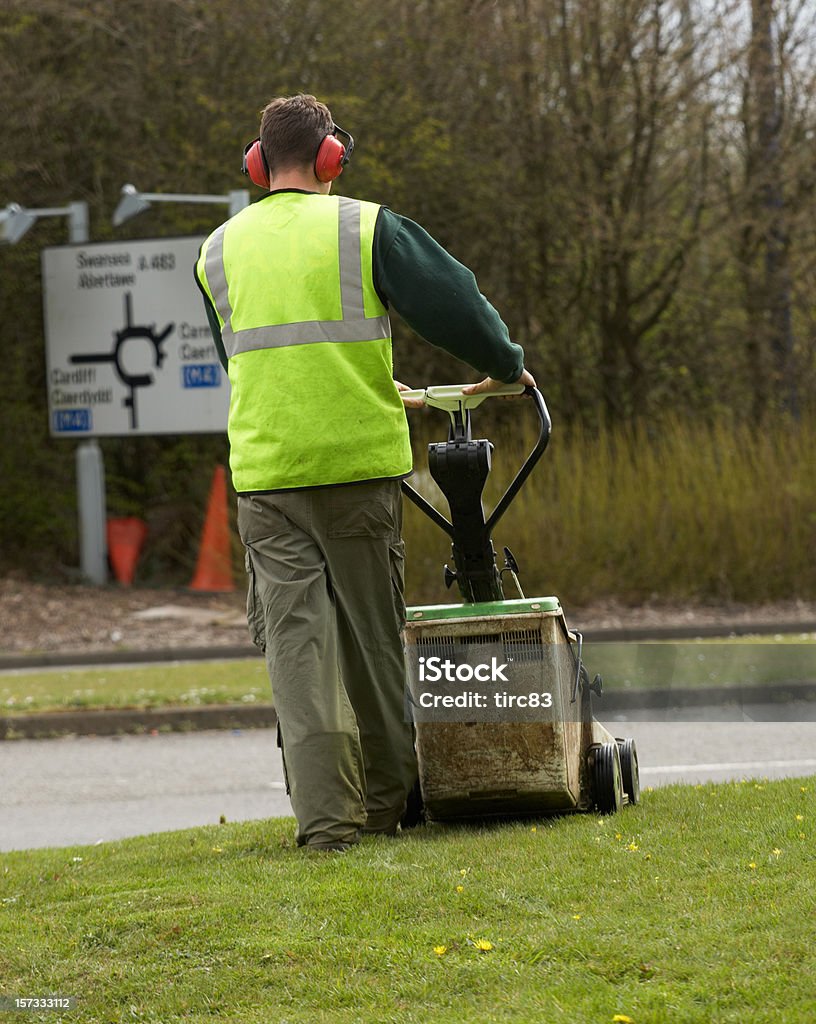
[
  {"x1": 67, "y1": 204, "x2": 108, "y2": 585},
  {"x1": 76, "y1": 440, "x2": 107, "y2": 585}
]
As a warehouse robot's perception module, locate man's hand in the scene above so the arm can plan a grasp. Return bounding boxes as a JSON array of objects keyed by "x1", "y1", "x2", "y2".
[
  {"x1": 461, "y1": 368, "x2": 537, "y2": 396},
  {"x1": 395, "y1": 380, "x2": 426, "y2": 409}
]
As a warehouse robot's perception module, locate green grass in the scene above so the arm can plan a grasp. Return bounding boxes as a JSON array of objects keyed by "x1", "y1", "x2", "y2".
[
  {"x1": 1, "y1": 779, "x2": 814, "y2": 1023},
  {"x1": 1, "y1": 638, "x2": 814, "y2": 717},
  {"x1": 402, "y1": 412, "x2": 816, "y2": 607},
  {"x1": 0, "y1": 660, "x2": 268, "y2": 716}
]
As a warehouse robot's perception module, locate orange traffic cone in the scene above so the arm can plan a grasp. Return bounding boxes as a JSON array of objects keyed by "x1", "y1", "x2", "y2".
[
  {"x1": 107, "y1": 517, "x2": 148, "y2": 586},
  {"x1": 190, "y1": 465, "x2": 235, "y2": 592}
]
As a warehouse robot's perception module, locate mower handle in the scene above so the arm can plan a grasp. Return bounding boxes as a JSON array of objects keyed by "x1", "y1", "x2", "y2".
[
  {"x1": 484, "y1": 385, "x2": 551, "y2": 533},
  {"x1": 398, "y1": 381, "x2": 525, "y2": 411},
  {"x1": 400, "y1": 384, "x2": 552, "y2": 537}
]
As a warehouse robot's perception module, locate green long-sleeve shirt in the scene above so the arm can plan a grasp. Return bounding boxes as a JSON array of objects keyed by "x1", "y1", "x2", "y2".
[{"x1": 195, "y1": 192, "x2": 524, "y2": 382}]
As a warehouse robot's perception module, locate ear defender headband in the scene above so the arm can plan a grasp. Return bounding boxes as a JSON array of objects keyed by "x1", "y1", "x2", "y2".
[{"x1": 241, "y1": 124, "x2": 355, "y2": 189}]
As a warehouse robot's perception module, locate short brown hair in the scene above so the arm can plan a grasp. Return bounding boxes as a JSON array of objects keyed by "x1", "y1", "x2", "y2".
[{"x1": 259, "y1": 94, "x2": 334, "y2": 175}]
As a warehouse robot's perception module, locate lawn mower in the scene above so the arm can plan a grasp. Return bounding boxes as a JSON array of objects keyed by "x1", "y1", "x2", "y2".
[{"x1": 400, "y1": 383, "x2": 640, "y2": 820}]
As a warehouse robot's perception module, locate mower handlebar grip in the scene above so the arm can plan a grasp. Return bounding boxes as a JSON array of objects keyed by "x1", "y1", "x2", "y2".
[{"x1": 398, "y1": 382, "x2": 525, "y2": 411}]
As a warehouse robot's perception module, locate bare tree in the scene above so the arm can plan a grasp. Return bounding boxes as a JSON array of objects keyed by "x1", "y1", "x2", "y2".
[
  {"x1": 740, "y1": 0, "x2": 797, "y2": 416},
  {"x1": 547, "y1": 0, "x2": 714, "y2": 419}
]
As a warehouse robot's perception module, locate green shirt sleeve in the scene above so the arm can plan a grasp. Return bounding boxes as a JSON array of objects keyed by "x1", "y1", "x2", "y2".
[{"x1": 372, "y1": 208, "x2": 524, "y2": 383}]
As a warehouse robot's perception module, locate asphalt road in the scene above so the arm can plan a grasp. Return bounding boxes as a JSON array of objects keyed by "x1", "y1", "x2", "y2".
[{"x1": 2, "y1": 718, "x2": 815, "y2": 852}]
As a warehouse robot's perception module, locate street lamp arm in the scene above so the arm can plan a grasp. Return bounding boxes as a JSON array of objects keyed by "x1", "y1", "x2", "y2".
[
  {"x1": 113, "y1": 184, "x2": 250, "y2": 226},
  {"x1": 1, "y1": 200, "x2": 88, "y2": 244},
  {"x1": 137, "y1": 193, "x2": 232, "y2": 205}
]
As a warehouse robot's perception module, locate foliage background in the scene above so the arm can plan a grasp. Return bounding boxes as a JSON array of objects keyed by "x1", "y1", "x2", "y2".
[{"x1": 1, "y1": 0, "x2": 814, "y2": 599}]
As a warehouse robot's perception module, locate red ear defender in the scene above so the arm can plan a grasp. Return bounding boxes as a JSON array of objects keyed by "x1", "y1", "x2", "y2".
[
  {"x1": 314, "y1": 134, "x2": 347, "y2": 183},
  {"x1": 242, "y1": 139, "x2": 270, "y2": 189},
  {"x1": 314, "y1": 125, "x2": 354, "y2": 183}
]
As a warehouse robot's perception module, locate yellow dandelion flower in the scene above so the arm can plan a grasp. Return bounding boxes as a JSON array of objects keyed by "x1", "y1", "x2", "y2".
[
  {"x1": 211, "y1": 846, "x2": 223, "y2": 853},
  {"x1": 799, "y1": 833, "x2": 806, "y2": 840},
  {"x1": 433, "y1": 945, "x2": 447, "y2": 956},
  {"x1": 772, "y1": 848, "x2": 782, "y2": 858},
  {"x1": 644, "y1": 853, "x2": 652, "y2": 861},
  {"x1": 749, "y1": 861, "x2": 757, "y2": 870},
  {"x1": 612, "y1": 1015, "x2": 634, "y2": 1023},
  {"x1": 615, "y1": 832, "x2": 622, "y2": 841},
  {"x1": 801, "y1": 786, "x2": 808, "y2": 793},
  {"x1": 459, "y1": 868, "x2": 470, "y2": 876},
  {"x1": 472, "y1": 939, "x2": 493, "y2": 952},
  {"x1": 531, "y1": 826, "x2": 537, "y2": 833},
  {"x1": 796, "y1": 814, "x2": 804, "y2": 822},
  {"x1": 628, "y1": 842, "x2": 639, "y2": 851},
  {"x1": 572, "y1": 914, "x2": 581, "y2": 920},
  {"x1": 456, "y1": 885, "x2": 464, "y2": 893}
]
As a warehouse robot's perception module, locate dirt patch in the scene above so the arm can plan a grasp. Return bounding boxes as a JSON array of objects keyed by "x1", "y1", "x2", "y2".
[
  {"x1": 0, "y1": 577, "x2": 249, "y2": 655},
  {"x1": 3, "y1": 575, "x2": 816, "y2": 656}
]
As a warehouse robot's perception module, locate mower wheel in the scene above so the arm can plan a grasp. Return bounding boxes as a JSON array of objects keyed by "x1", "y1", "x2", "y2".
[
  {"x1": 616, "y1": 738, "x2": 640, "y2": 805},
  {"x1": 591, "y1": 742, "x2": 623, "y2": 814}
]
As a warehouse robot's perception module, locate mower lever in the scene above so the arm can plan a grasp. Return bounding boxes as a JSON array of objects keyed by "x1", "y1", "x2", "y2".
[{"x1": 401, "y1": 385, "x2": 552, "y2": 603}]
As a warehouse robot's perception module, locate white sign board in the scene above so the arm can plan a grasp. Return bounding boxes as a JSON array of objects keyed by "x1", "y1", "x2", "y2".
[{"x1": 42, "y1": 237, "x2": 228, "y2": 436}]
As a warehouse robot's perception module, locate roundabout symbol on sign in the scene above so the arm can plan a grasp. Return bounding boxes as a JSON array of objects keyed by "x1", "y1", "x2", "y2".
[{"x1": 70, "y1": 292, "x2": 174, "y2": 430}]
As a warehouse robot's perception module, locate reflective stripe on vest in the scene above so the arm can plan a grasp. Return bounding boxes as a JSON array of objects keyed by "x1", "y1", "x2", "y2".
[{"x1": 204, "y1": 196, "x2": 390, "y2": 357}]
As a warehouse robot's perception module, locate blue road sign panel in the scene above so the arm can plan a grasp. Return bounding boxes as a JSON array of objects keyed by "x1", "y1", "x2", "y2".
[
  {"x1": 53, "y1": 409, "x2": 92, "y2": 433},
  {"x1": 182, "y1": 364, "x2": 221, "y2": 388}
]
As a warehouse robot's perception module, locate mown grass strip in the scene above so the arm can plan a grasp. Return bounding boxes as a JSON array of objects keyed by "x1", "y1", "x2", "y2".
[
  {"x1": 0, "y1": 778, "x2": 814, "y2": 1022},
  {"x1": 0, "y1": 660, "x2": 268, "y2": 716}
]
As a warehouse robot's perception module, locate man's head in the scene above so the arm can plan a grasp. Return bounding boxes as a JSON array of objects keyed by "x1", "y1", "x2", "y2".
[{"x1": 259, "y1": 94, "x2": 334, "y2": 180}]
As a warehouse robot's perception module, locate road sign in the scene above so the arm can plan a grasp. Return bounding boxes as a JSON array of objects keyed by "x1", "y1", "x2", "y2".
[{"x1": 42, "y1": 237, "x2": 228, "y2": 436}]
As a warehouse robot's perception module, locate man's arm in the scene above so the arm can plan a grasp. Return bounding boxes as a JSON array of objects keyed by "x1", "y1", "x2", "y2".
[{"x1": 373, "y1": 208, "x2": 525, "y2": 383}]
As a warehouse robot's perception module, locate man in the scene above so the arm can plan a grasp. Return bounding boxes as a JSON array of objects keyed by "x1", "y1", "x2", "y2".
[{"x1": 195, "y1": 94, "x2": 534, "y2": 851}]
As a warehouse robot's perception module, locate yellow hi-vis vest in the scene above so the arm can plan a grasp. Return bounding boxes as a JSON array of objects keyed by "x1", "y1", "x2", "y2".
[{"x1": 196, "y1": 192, "x2": 413, "y2": 492}]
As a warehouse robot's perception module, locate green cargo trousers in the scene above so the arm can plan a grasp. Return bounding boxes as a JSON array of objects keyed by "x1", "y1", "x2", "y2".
[{"x1": 237, "y1": 479, "x2": 417, "y2": 848}]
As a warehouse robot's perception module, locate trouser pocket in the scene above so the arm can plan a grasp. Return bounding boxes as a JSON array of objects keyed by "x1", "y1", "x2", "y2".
[
  {"x1": 244, "y1": 548, "x2": 266, "y2": 652},
  {"x1": 328, "y1": 480, "x2": 398, "y2": 538}
]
